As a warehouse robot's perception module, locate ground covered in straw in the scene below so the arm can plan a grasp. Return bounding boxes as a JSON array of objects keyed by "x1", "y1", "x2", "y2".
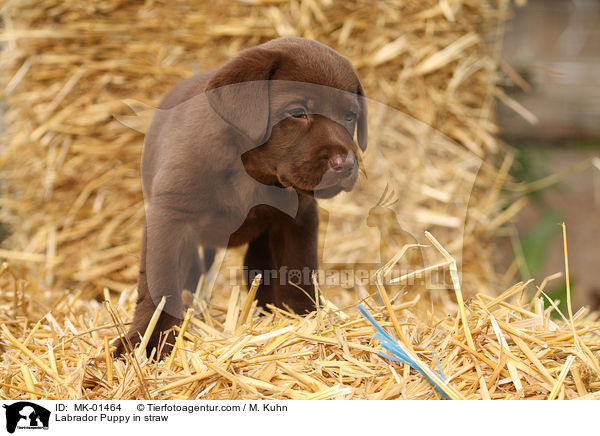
[
  {"x1": 1, "y1": 0, "x2": 599, "y2": 400},
  {"x1": 1, "y1": 237, "x2": 599, "y2": 400}
]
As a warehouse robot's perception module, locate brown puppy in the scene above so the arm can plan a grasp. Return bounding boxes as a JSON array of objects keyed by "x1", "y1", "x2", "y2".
[{"x1": 115, "y1": 37, "x2": 367, "y2": 357}]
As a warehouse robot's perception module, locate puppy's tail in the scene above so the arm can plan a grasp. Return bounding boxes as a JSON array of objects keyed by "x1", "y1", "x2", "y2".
[{"x1": 202, "y1": 248, "x2": 216, "y2": 273}]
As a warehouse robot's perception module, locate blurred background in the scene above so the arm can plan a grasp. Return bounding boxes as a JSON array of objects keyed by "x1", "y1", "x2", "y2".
[{"x1": 497, "y1": 0, "x2": 600, "y2": 311}]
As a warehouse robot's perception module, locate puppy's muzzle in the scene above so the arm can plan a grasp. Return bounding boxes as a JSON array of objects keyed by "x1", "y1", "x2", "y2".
[
  {"x1": 322, "y1": 151, "x2": 358, "y2": 191},
  {"x1": 328, "y1": 153, "x2": 355, "y2": 178}
]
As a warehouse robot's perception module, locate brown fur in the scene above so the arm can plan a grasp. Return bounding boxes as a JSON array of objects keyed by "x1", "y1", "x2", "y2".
[{"x1": 114, "y1": 37, "x2": 367, "y2": 358}]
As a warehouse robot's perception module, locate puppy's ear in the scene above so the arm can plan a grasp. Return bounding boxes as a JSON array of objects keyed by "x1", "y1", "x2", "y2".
[
  {"x1": 356, "y1": 81, "x2": 368, "y2": 151},
  {"x1": 206, "y1": 47, "x2": 280, "y2": 145}
]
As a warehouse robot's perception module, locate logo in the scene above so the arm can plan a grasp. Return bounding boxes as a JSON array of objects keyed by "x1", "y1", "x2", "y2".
[{"x1": 2, "y1": 402, "x2": 50, "y2": 434}]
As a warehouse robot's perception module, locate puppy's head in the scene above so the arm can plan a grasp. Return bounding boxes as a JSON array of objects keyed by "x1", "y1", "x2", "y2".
[{"x1": 206, "y1": 37, "x2": 367, "y2": 199}]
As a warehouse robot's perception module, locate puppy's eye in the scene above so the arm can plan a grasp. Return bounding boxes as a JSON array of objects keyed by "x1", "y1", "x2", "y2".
[
  {"x1": 345, "y1": 111, "x2": 357, "y2": 122},
  {"x1": 288, "y1": 108, "x2": 307, "y2": 119}
]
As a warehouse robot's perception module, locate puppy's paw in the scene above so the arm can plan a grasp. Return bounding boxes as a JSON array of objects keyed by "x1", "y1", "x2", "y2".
[
  {"x1": 280, "y1": 293, "x2": 317, "y2": 315},
  {"x1": 111, "y1": 317, "x2": 179, "y2": 361},
  {"x1": 111, "y1": 331, "x2": 142, "y2": 359}
]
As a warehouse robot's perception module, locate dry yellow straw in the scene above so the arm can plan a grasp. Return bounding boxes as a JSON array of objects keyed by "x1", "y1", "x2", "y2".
[
  {"x1": 104, "y1": 300, "x2": 151, "y2": 400},
  {"x1": 0, "y1": 380, "x2": 60, "y2": 400},
  {"x1": 0, "y1": 249, "x2": 47, "y2": 263},
  {"x1": 424, "y1": 231, "x2": 475, "y2": 349},
  {"x1": 547, "y1": 355, "x2": 576, "y2": 400},
  {"x1": 490, "y1": 315, "x2": 522, "y2": 392},
  {"x1": 103, "y1": 336, "x2": 113, "y2": 386},
  {"x1": 224, "y1": 286, "x2": 240, "y2": 335},
  {"x1": 374, "y1": 244, "x2": 422, "y2": 351},
  {"x1": 167, "y1": 308, "x2": 194, "y2": 370},
  {"x1": 20, "y1": 365, "x2": 37, "y2": 400},
  {"x1": 562, "y1": 223, "x2": 576, "y2": 337},
  {"x1": 135, "y1": 296, "x2": 166, "y2": 361},
  {"x1": 237, "y1": 274, "x2": 262, "y2": 329},
  {"x1": 1, "y1": 324, "x2": 59, "y2": 379}
]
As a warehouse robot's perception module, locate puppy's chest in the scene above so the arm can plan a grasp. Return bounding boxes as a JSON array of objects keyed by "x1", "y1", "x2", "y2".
[{"x1": 227, "y1": 205, "x2": 280, "y2": 246}]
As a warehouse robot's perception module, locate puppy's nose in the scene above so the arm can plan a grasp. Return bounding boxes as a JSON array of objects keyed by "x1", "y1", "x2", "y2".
[{"x1": 328, "y1": 153, "x2": 355, "y2": 174}]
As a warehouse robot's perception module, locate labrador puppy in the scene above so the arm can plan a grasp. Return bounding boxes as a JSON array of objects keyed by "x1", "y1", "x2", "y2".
[{"x1": 114, "y1": 37, "x2": 367, "y2": 357}]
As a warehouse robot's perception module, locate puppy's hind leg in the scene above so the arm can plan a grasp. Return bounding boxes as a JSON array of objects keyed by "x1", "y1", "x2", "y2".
[
  {"x1": 244, "y1": 231, "x2": 276, "y2": 309},
  {"x1": 269, "y1": 200, "x2": 319, "y2": 314}
]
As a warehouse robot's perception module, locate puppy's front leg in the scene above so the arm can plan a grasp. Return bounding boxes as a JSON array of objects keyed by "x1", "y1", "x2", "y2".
[
  {"x1": 115, "y1": 209, "x2": 186, "y2": 358},
  {"x1": 269, "y1": 198, "x2": 319, "y2": 314}
]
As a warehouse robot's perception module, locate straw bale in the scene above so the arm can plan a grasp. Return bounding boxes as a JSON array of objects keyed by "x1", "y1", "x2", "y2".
[{"x1": 0, "y1": 0, "x2": 511, "y2": 294}]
